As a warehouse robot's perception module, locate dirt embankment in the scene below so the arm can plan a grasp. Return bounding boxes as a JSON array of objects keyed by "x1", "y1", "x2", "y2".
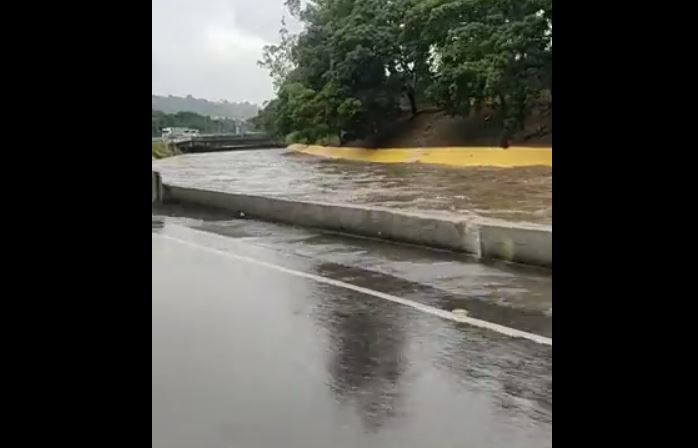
[{"x1": 349, "y1": 107, "x2": 551, "y2": 148}]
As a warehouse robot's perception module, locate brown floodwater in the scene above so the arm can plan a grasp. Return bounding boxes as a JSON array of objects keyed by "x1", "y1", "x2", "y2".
[{"x1": 152, "y1": 149, "x2": 552, "y2": 226}]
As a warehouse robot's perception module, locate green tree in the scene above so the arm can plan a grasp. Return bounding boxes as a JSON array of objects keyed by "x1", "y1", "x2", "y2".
[
  {"x1": 258, "y1": 17, "x2": 297, "y2": 91},
  {"x1": 256, "y1": 0, "x2": 552, "y2": 147},
  {"x1": 414, "y1": 0, "x2": 552, "y2": 143}
]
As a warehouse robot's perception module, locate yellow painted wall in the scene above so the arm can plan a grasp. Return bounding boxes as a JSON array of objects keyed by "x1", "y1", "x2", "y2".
[{"x1": 288, "y1": 144, "x2": 552, "y2": 168}]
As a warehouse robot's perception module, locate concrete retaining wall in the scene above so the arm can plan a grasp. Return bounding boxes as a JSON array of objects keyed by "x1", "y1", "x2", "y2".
[
  {"x1": 289, "y1": 144, "x2": 553, "y2": 168},
  {"x1": 160, "y1": 183, "x2": 551, "y2": 268},
  {"x1": 479, "y1": 222, "x2": 552, "y2": 267},
  {"x1": 152, "y1": 172, "x2": 162, "y2": 203}
]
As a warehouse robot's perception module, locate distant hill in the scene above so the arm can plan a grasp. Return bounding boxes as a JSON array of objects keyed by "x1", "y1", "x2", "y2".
[{"x1": 152, "y1": 95, "x2": 260, "y2": 120}]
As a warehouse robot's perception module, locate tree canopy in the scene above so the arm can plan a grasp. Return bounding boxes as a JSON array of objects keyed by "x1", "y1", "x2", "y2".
[
  {"x1": 152, "y1": 110, "x2": 252, "y2": 136},
  {"x1": 257, "y1": 0, "x2": 551, "y2": 146}
]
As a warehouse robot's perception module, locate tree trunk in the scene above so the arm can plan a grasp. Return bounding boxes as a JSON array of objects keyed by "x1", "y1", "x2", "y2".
[
  {"x1": 407, "y1": 90, "x2": 417, "y2": 117},
  {"x1": 498, "y1": 94, "x2": 507, "y2": 114}
]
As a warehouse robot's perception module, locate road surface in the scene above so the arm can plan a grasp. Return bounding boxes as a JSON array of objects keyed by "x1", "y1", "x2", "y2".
[{"x1": 152, "y1": 209, "x2": 552, "y2": 448}]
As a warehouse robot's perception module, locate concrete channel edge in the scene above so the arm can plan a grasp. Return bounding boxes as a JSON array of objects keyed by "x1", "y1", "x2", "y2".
[
  {"x1": 153, "y1": 173, "x2": 551, "y2": 268},
  {"x1": 288, "y1": 144, "x2": 553, "y2": 168}
]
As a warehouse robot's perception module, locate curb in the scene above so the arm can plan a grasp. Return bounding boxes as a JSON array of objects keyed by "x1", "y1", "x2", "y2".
[{"x1": 158, "y1": 181, "x2": 552, "y2": 268}]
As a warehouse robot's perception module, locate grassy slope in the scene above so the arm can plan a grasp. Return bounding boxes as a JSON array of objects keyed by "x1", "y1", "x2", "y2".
[{"x1": 152, "y1": 142, "x2": 177, "y2": 159}]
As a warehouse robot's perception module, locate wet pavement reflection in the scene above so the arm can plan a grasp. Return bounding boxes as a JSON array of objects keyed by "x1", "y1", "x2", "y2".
[
  {"x1": 153, "y1": 208, "x2": 552, "y2": 331},
  {"x1": 153, "y1": 217, "x2": 551, "y2": 448},
  {"x1": 314, "y1": 282, "x2": 409, "y2": 433}
]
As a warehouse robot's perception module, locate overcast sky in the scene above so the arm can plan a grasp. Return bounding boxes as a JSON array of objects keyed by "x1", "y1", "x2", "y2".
[{"x1": 152, "y1": 0, "x2": 301, "y2": 105}]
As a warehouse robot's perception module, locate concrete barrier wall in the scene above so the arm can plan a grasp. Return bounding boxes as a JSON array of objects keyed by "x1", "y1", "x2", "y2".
[
  {"x1": 152, "y1": 172, "x2": 162, "y2": 203},
  {"x1": 161, "y1": 184, "x2": 551, "y2": 268},
  {"x1": 479, "y1": 222, "x2": 552, "y2": 268}
]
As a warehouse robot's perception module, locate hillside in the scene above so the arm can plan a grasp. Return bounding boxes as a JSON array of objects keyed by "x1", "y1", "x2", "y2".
[
  {"x1": 348, "y1": 107, "x2": 551, "y2": 149},
  {"x1": 152, "y1": 95, "x2": 259, "y2": 120}
]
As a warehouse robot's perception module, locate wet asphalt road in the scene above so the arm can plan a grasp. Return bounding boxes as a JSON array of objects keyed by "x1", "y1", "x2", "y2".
[{"x1": 153, "y1": 209, "x2": 551, "y2": 448}]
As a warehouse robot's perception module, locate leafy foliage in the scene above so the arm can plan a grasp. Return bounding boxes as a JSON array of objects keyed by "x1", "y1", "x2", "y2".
[{"x1": 256, "y1": 0, "x2": 551, "y2": 146}]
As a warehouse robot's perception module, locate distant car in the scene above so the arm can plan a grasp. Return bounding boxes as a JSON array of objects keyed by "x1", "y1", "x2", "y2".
[{"x1": 162, "y1": 127, "x2": 200, "y2": 140}]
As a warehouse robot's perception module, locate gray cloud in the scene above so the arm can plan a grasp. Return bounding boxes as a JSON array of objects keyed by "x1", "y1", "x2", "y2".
[{"x1": 152, "y1": 0, "x2": 300, "y2": 105}]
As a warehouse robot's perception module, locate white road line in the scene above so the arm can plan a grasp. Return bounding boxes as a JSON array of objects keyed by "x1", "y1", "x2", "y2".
[{"x1": 153, "y1": 232, "x2": 552, "y2": 346}]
